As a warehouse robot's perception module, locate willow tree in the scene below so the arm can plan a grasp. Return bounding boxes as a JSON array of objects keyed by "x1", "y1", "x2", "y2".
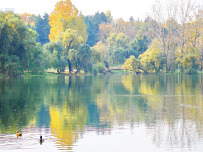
[
  {"x1": 122, "y1": 55, "x2": 142, "y2": 74},
  {"x1": 139, "y1": 38, "x2": 166, "y2": 73},
  {"x1": 57, "y1": 29, "x2": 84, "y2": 73}
]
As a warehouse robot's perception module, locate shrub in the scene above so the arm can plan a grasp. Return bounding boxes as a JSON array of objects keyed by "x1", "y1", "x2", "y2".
[
  {"x1": 5, "y1": 56, "x2": 23, "y2": 77},
  {"x1": 92, "y1": 63, "x2": 106, "y2": 75},
  {"x1": 184, "y1": 68, "x2": 197, "y2": 74}
]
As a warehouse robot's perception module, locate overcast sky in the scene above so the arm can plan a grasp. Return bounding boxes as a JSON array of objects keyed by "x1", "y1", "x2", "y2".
[{"x1": 0, "y1": 0, "x2": 202, "y2": 21}]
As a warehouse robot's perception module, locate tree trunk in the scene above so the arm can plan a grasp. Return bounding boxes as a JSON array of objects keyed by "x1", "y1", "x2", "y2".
[
  {"x1": 68, "y1": 59, "x2": 72, "y2": 73},
  {"x1": 165, "y1": 60, "x2": 168, "y2": 72},
  {"x1": 140, "y1": 68, "x2": 148, "y2": 73},
  {"x1": 57, "y1": 68, "x2": 61, "y2": 74},
  {"x1": 75, "y1": 69, "x2": 79, "y2": 74}
]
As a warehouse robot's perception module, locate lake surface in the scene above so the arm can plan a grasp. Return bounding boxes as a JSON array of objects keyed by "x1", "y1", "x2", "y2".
[{"x1": 0, "y1": 74, "x2": 202, "y2": 152}]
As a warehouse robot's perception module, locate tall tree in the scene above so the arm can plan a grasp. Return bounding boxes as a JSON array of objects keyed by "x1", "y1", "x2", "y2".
[
  {"x1": 69, "y1": 44, "x2": 92, "y2": 73},
  {"x1": 49, "y1": 0, "x2": 87, "y2": 42},
  {"x1": 176, "y1": 0, "x2": 197, "y2": 72},
  {"x1": 35, "y1": 13, "x2": 50, "y2": 45},
  {"x1": 57, "y1": 28, "x2": 85, "y2": 73},
  {"x1": 43, "y1": 41, "x2": 66, "y2": 73},
  {"x1": 85, "y1": 12, "x2": 108, "y2": 46},
  {"x1": 131, "y1": 28, "x2": 150, "y2": 57},
  {"x1": 164, "y1": 18, "x2": 179, "y2": 72}
]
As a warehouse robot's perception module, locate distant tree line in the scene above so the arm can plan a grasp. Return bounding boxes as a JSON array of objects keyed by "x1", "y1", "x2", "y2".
[{"x1": 0, "y1": 0, "x2": 202, "y2": 77}]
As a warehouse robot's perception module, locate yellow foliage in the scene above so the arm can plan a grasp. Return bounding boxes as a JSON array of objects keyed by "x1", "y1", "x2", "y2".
[
  {"x1": 92, "y1": 41, "x2": 108, "y2": 61},
  {"x1": 122, "y1": 75, "x2": 135, "y2": 93},
  {"x1": 49, "y1": 103, "x2": 88, "y2": 149},
  {"x1": 57, "y1": 28, "x2": 84, "y2": 50},
  {"x1": 122, "y1": 55, "x2": 135, "y2": 71},
  {"x1": 139, "y1": 38, "x2": 164, "y2": 72},
  {"x1": 107, "y1": 33, "x2": 117, "y2": 46},
  {"x1": 49, "y1": 0, "x2": 87, "y2": 42},
  {"x1": 139, "y1": 78, "x2": 163, "y2": 110}
]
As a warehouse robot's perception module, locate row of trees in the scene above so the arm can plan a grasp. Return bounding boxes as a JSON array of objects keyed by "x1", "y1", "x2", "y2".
[
  {"x1": 0, "y1": 0, "x2": 202, "y2": 77},
  {"x1": 123, "y1": 0, "x2": 202, "y2": 74}
]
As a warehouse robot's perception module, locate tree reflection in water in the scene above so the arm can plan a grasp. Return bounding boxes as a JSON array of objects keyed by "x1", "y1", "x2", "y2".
[{"x1": 0, "y1": 74, "x2": 202, "y2": 151}]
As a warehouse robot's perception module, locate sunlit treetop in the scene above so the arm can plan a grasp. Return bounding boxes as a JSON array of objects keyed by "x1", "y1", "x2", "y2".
[
  {"x1": 51, "y1": 0, "x2": 78, "y2": 20},
  {"x1": 49, "y1": 0, "x2": 87, "y2": 42}
]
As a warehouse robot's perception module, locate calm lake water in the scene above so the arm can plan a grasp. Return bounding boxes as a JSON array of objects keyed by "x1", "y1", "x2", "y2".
[{"x1": 0, "y1": 74, "x2": 202, "y2": 152}]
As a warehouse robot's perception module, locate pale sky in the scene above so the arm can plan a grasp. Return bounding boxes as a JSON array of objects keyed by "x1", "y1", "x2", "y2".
[{"x1": 0, "y1": 0, "x2": 202, "y2": 21}]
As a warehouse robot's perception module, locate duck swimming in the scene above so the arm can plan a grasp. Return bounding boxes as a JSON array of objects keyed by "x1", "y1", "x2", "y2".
[
  {"x1": 39, "y1": 136, "x2": 44, "y2": 145},
  {"x1": 16, "y1": 130, "x2": 22, "y2": 138}
]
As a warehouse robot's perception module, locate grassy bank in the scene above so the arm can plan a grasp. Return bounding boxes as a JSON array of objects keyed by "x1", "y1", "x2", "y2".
[
  {"x1": 1, "y1": 69, "x2": 203, "y2": 79},
  {"x1": 22, "y1": 72, "x2": 60, "y2": 78},
  {"x1": 197, "y1": 70, "x2": 203, "y2": 74}
]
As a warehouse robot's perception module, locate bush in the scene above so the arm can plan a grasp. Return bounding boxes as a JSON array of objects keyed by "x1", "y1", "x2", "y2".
[
  {"x1": 184, "y1": 68, "x2": 197, "y2": 74},
  {"x1": 6, "y1": 62, "x2": 22, "y2": 77},
  {"x1": 4, "y1": 55, "x2": 23, "y2": 77},
  {"x1": 92, "y1": 63, "x2": 106, "y2": 75}
]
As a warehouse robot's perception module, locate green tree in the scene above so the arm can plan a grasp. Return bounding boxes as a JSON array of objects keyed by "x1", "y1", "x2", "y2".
[
  {"x1": 0, "y1": 11, "x2": 44, "y2": 77},
  {"x1": 43, "y1": 41, "x2": 66, "y2": 73},
  {"x1": 57, "y1": 28, "x2": 85, "y2": 73},
  {"x1": 107, "y1": 32, "x2": 133, "y2": 65},
  {"x1": 69, "y1": 44, "x2": 92, "y2": 73},
  {"x1": 0, "y1": 54, "x2": 9, "y2": 74},
  {"x1": 85, "y1": 16, "x2": 99, "y2": 47},
  {"x1": 35, "y1": 13, "x2": 50, "y2": 45},
  {"x1": 85, "y1": 12, "x2": 108, "y2": 46},
  {"x1": 131, "y1": 29, "x2": 149, "y2": 57},
  {"x1": 5, "y1": 55, "x2": 22, "y2": 77}
]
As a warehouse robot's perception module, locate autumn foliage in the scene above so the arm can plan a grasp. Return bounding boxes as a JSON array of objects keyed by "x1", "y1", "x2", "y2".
[
  {"x1": 0, "y1": 0, "x2": 202, "y2": 76},
  {"x1": 49, "y1": 0, "x2": 87, "y2": 42}
]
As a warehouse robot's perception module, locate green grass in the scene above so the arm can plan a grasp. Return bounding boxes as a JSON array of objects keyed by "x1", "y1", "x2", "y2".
[
  {"x1": 23, "y1": 72, "x2": 32, "y2": 77},
  {"x1": 197, "y1": 70, "x2": 203, "y2": 74},
  {"x1": 111, "y1": 70, "x2": 126, "y2": 73},
  {"x1": 45, "y1": 72, "x2": 59, "y2": 76},
  {"x1": 21, "y1": 72, "x2": 59, "y2": 80},
  {"x1": 23, "y1": 72, "x2": 58, "y2": 77},
  {"x1": 173, "y1": 69, "x2": 181, "y2": 74},
  {"x1": 1, "y1": 69, "x2": 202, "y2": 79},
  {"x1": 169, "y1": 69, "x2": 203, "y2": 74}
]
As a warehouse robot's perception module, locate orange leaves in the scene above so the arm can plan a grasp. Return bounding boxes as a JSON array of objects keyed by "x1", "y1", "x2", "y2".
[
  {"x1": 21, "y1": 13, "x2": 36, "y2": 27},
  {"x1": 99, "y1": 23, "x2": 115, "y2": 43}
]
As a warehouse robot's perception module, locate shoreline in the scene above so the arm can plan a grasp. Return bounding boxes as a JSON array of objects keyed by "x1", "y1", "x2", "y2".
[{"x1": 1, "y1": 69, "x2": 203, "y2": 79}]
